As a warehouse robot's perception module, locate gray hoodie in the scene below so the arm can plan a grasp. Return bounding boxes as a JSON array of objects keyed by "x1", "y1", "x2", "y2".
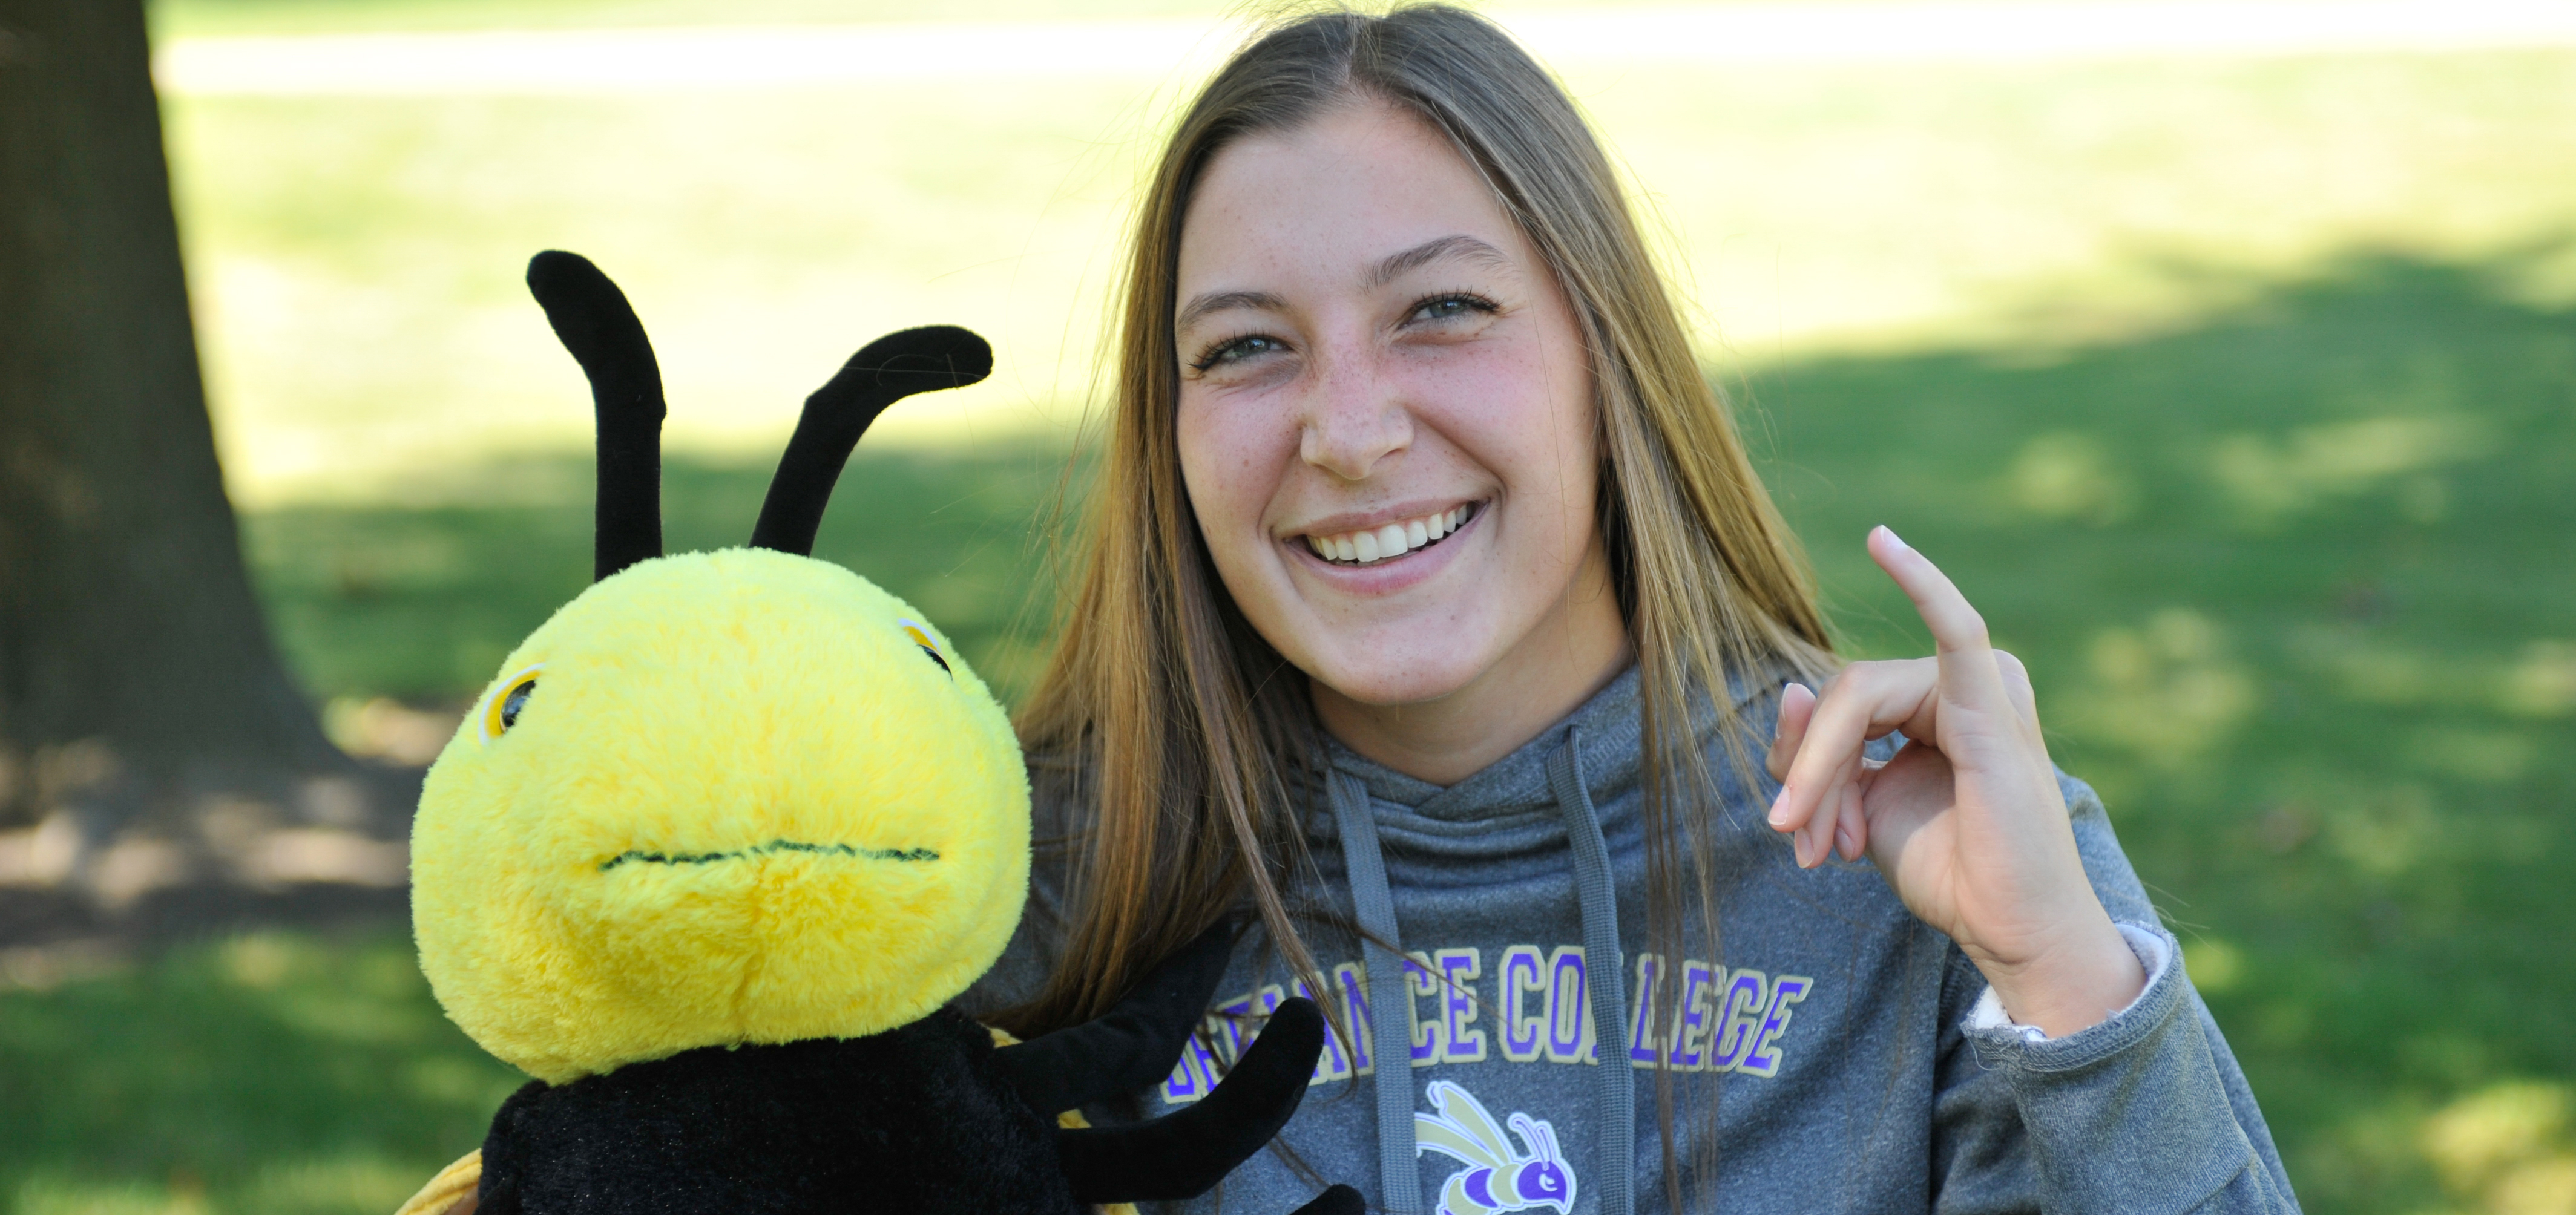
[{"x1": 969, "y1": 667, "x2": 2301, "y2": 1214}]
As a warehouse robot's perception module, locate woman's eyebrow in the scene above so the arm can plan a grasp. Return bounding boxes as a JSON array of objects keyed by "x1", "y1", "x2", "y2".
[
  {"x1": 1173, "y1": 235, "x2": 1508, "y2": 332},
  {"x1": 1365, "y1": 234, "x2": 1510, "y2": 289},
  {"x1": 1176, "y1": 289, "x2": 1286, "y2": 332}
]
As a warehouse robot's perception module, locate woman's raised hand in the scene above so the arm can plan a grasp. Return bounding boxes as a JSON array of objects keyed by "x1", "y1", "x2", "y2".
[{"x1": 1765, "y1": 527, "x2": 2144, "y2": 1037}]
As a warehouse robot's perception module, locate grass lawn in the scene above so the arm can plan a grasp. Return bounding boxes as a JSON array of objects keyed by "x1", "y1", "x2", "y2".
[
  {"x1": 146, "y1": 0, "x2": 1763, "y2": 38},
  {"x1": 1, "y1": 932, "x2": 521, "y2": 1215},
  {"x1": 10, "y1": 3, "x2": 2571, "y2": 1213},
  {"x1": 240, "y1": 444, "x2": 1081, "y2": 706},
  {"x1": 12, "y1": 246, "x2": 2569, "y2": 1215},
  {"x1": 1756, "y1": 251, "x2": 2576, "y2": 1215},
  {"x1": 154, "y1": 36, "x2": 2576, "y2": 503}
]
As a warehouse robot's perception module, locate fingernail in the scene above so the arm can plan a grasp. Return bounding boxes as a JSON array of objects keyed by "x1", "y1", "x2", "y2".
[
  {"x1": 1878, "y1": 525, "x2": 1910, "y2": 553},
  {"x1": 1767, "y1": 790, "x2": 1790, "y2": 828}
]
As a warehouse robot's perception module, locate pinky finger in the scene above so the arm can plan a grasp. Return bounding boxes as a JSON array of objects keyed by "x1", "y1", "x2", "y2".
[
  {"x1": 1835, "y1": 780, "x2": 1867, "y2": 862},
  {"x1": 1767, "y1": 682, "x2": 1818, "y2": 783}
]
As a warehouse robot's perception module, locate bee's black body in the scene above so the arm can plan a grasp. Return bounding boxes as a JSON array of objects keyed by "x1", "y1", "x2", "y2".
[
  {"x1": 472, "y1": 922, "x2": 1359, "y2": 1215},
  {"x1": 479, "y1": 1009, "x2": 1078, "y2": 1215}
]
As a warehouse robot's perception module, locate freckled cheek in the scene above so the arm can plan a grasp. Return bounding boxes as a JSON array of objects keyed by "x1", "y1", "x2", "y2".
[
  {"x1": 1404, "y1": 354, "x2": 1581, "y2": 495},
  {"x1": 1177, "y1": 390, "x2": 1299, "y2": 559}
]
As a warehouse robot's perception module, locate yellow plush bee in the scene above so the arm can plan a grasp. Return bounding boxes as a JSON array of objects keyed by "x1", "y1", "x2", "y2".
[{"x1": 401, "y1": 252, "x2": 1358, "y2": 1215}]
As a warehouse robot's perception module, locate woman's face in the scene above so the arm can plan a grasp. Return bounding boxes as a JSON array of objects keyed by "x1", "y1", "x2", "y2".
[{"x1": 1174, "y1": 100, "x2": 1625, "y2": 731}]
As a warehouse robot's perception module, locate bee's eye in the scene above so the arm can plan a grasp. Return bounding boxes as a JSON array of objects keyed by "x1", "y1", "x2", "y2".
[
  {"x1": 897, "y1": 619, "x2": 953, "y2": 679},
  {"x1": 501, "y1": 680, "x2": 537, "y2": 729},
  {"x1": 481, "y1": 664, "x2": 546, "y2": 741}
]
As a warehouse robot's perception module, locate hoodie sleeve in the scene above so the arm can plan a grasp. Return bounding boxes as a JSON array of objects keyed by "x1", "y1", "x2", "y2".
[{"x1": 1928, "y1": 776, "x2": 2302, "y2": 1214}]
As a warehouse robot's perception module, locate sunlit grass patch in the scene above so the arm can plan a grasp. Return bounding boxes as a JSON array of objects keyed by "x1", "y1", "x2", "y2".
[
  {"x1": 151, "y1": 0, "x2": 1236, "y2": 39},
  {"x1": 166, "y1": 80, "x2": 1158, "y2": 502},
  {"x1": 0, "y1": 932, "x2": 517, "y2": 1215},
  {"x1": 246, "y1": 1158, "x2": 430, "y2": 1215},
  {"x1": 13, "y1": 1176, "x2": 204, "y2": 1215},
  {"x1": 2420, "y1": 1082, "x2": 2576, "y2": 1215},
  {"x1": 158, "y1": 43, "x2": 2576, "y2": 502}
]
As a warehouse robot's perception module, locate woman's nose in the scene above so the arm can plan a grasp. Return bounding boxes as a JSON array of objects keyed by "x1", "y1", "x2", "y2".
[{"x1": 1298, "y1": 342, "x2": 1413, "y2": 482}]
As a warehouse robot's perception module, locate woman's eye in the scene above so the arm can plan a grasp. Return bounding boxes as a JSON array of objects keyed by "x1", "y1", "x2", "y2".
[
  {"x1": 480, "y1": 663, "x2": 547, "y2": 741},
  {"x1": 1410, "y1": 294, "x2": 1496, "y2": 324},
  {"x1": 1192, "y1": 334, "x2": 1284, "y2": 372}
]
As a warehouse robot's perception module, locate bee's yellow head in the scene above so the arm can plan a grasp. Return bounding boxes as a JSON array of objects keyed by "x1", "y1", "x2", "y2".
[{"x1": 409, "y1": 252, "x2": 1017, "y2": 1084}]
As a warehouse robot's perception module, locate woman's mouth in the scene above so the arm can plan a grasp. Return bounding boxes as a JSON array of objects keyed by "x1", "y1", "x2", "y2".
[{"x1": 1302, "y1": 503, "x2": 1479, "y2": 566}]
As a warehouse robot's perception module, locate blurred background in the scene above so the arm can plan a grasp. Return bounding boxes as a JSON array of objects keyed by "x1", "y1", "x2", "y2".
[{"x1": 4, "y1": 0, "x2": 2572, "y2": 1211}]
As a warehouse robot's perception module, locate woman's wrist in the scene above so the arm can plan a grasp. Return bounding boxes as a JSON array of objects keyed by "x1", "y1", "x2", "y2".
[{"x1": 1976, "y1": 915, "x2": 2147, "y2": 1038}]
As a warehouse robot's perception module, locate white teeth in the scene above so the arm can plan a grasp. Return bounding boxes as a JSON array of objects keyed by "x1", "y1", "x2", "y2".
[{"x1": 1304, "y1": 504, "x2": 1477, "y2": 566}]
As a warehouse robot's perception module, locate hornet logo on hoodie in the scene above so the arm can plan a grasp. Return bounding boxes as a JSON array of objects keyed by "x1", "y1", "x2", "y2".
[{"x1": 1415, "y1": 1080, "x2": 1575, "y2": 1215}]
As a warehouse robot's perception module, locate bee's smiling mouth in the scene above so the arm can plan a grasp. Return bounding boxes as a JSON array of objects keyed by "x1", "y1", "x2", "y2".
[{"x1": 597, "y1": 839, "x2": 941, "y2": 873}]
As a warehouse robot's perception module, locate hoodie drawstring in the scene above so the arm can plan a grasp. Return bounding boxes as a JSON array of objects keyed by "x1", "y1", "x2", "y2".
[
  {"x1": 1329, "y1": 727, "x2": 1634, "y2": 1215},
  {"x1": 1331, "y1": 767, "x2": 1424, "y2": 1215},
  {"x1": 1548, "y1": 727, "x2": 1635, "y2": 1215}
]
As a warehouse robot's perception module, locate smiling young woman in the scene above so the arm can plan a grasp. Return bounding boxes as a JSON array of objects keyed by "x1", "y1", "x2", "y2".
[
  {"x1": 976, "y1": 7, "x2": 2298, "y2": 1214},
  {"x1": 1173, "y1": 108, "x2": 1629, "y2": 782}
]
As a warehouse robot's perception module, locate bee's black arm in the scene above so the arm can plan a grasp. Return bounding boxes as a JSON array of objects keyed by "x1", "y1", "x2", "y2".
[
  {"x1": 473, "y1": 1079, "x2": 545, "y2": 1215},
  {"x1": 987, "y1": 919, "x2": 1235, "y2": 1116},
  {"x1": 1292, "y1": 1186, "x2": 1367, "y2": 1215},
  {"x1": 1053, "y1": 996, "x2": 1326, "y2": 1204}
]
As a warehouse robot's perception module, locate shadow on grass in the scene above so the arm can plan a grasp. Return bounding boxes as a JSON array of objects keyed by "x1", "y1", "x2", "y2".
[
  {"x1": 1, "y1": 930, "x2": 518, "y2": 1215},
  {"x1": 4, "y1": 451, "x2": 1092, "y2": 1214},
  {"x1": 242, "y1": 440, "x2": 1087, "y2": 712},
  {"x1": 1747, "y1": 249, "x2": 2576, "y2": 1215},
  {"x1": 12, "y1": 250, "x2": 2566, "y2": 1214}
]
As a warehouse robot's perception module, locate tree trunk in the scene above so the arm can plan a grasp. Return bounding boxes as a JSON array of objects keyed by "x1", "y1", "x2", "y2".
[{"x1": 0, "y1": 0, "x2": 340, "y2": 842}]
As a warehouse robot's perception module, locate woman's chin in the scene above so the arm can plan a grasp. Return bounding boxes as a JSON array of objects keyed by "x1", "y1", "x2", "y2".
[{"x1": 1301, "y1": 648, "x2": 1494, "y2": 712}]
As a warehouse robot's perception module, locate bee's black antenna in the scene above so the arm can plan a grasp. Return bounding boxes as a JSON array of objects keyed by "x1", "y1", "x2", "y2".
[
  {"x1": 527, "y1": 251, "x2": 665, "y2": 581},
  {"x1": 749, "y1": 326, "x2": 991, "y2": 557}
]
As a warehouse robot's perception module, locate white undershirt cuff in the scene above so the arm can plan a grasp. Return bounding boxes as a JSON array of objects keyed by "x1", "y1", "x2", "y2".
[{"x1": 1964, "y1": 921, "x2": 2172, "y2": 1043}]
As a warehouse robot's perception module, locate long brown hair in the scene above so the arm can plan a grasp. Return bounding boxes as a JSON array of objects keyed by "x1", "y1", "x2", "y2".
[{"x1": 1005, "y1": 2, "x2": 1837, "y2": 1198}]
